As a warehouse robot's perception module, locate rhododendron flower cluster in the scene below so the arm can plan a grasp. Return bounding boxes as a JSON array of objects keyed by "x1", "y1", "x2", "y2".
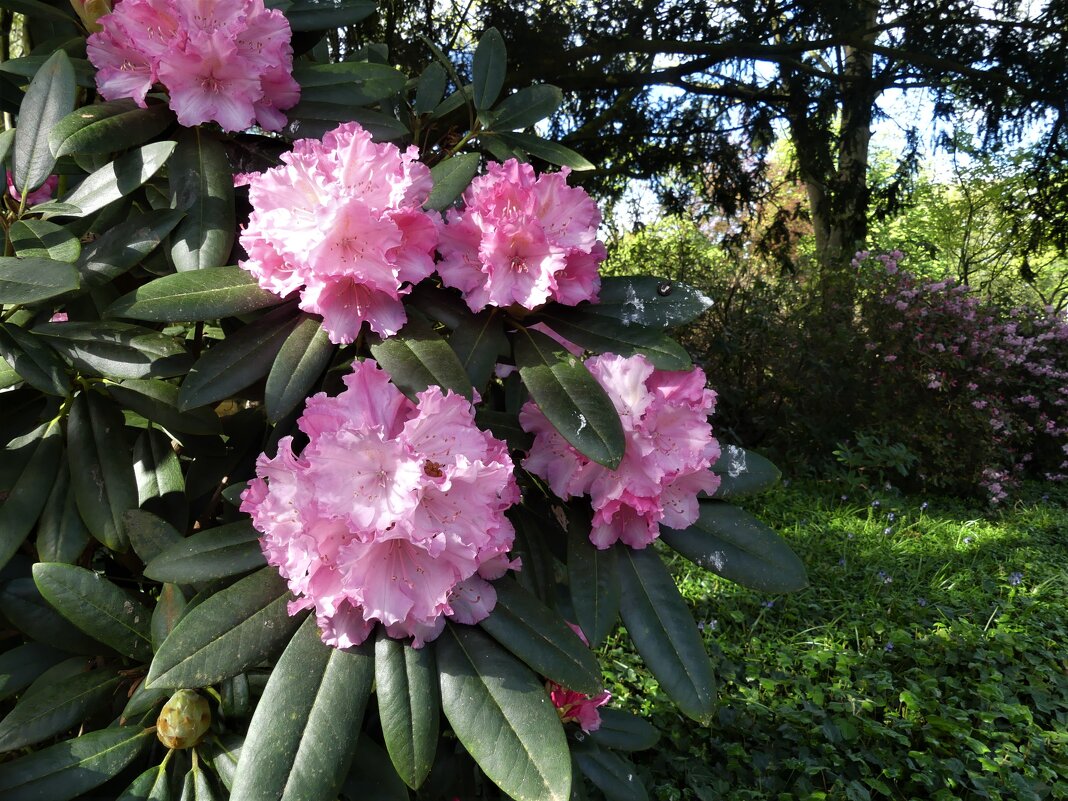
[
  {"x1": 521, "y1": 353, "x2": 721, "y2": 548},
  {"x1": 437, "y1": 159, "x2": 605, "y2": 311},
  {"x1": 86, "y1": 0, "x2": 299, "y2": 131},
  {"x1": 238, "y1": 122, "x2": 439, "y2": 343},
  {"x1": 240, "y1": 360, "x2": 520, "y2": 648}
]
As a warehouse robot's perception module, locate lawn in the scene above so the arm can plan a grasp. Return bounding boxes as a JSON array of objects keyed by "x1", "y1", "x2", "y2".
[{"x1": 601, "y1": 481, "x2": 1068, "y2": 801}]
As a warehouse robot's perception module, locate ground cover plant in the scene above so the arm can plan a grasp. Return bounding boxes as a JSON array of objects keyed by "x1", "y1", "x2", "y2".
[{"x1": 607, "y1": 481, "x2": 1068, "y2": 801}]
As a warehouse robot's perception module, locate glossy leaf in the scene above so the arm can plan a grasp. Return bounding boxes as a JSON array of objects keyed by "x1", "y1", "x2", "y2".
[
  {"x1": 264, "y1": 315, "x2": 334, "y2": 422},
  {"x1": 118, "y1": 764, "x2": 170, "y2": 801},
  {"x1": 369, "y1": 310, "x2": 473, "y2": 399},
  {"x1": 709, "y1": 444, "x2": 782, "y2": 498},
  {"x1": 0, "y1": 668, "x2": 121, "y2": 751},
  {"x1": 123, "y1": 509, "x2": 184, "y2": 564},
  {"x1": 660, "y1": 500, "x2": 808, "y2": 593},
  {"x1": 286, "y1": 0, "x2": 377, "y2": 30},
  {"x1": 8, "y1": 220, "x2": 80, "y2": 262},
  {"x1": 67, "y1": 390, "x2": 137, "y2": 551},
  {"x1": 49, "y1": 100, "x2": 173, "y2": 157},
  {"x1": 0, "y1": 323, "x2": 69, "y2": 395},
  {"x1": 587, "y1": 708, "x2": 659, "y2": 752},
  {"x1": 375, "y1": 632, "x2": 439, "y2": 790},
  {"x1": 107, "y1": 379, "x2": 221, "y2": 435},
  {"x1": 617, "y1": 547, "x2": 716, "y2": 723},
  {"x1": 533, "y1": 307, "x2": 692, "y2": 370},
  {"x1": 0, "y1": 420, "x2": 62, "y2": 571},
  {"x1": 35, "y1": 321, "x2": 192, "y2": 380},
  {"x1": 180, "y1": 764, "x2": 217, "y2": 800},
  {"x1": 230, "y1": 615, "x2": 374, "y2": 801},
  {"x1": 36, "y1": 460, "x2": 91, "y2": 564},
  {"x1": 488, "y1": 85, "x2": 562, "y2": 131},
  {"x1": 573, "y1": 743, "x2": 648, "y2": 801},
  {"x1": 479, "y1": 578, "x2": 603, "y2": 696},
  {"x1": 567, "y1": 510, "x2": 620, "y2": 649},
  {"x1": 497, "y1": 132, "x2": 595, "y2": 170},
  {"x1": 32, "y1": 562, "x2": 153, "y2": 661},
  {"x1": 448, "y1": 309, "x2": 508, "y2": 392},
  {"x1": 340, "y1": 735, "x2": 412, "y2": 801},
  {"x1": 13, "y1": 51, "x2": 75, "y2": 195},
  {"x1": 472, "y1": 27, "x2": 506, "y2": 110},
  {"x1": 0, "y1": 643, "x2": 67, "y2": 702},
  {"x1": 145, "y1": 520, "x2": 265, "y2": 583},
  {"x1": 0, "y1": 257, "x2": 80, "y2": 304},
  {"x1": 294, "y1": 62, "x2": 406, "y2": 105},
  {"x1": 0, "y1": 725, "x2": 152, "y2": 801},
  {"x1": 474, "y1": 408, "x2": 533, "y2": 452},
  {"x1": 0, "y1": 0, "x2": 76, "y2": 24},
  {"x1": 0, "y1": 56, "x2": 94, "y2": 89},
  {"x1": 169, "y1": 129, "x2": 236, "y2": 272},
  {"x1": 60, "y1": 141, "x2": 177, "y2": 217},
  {"x1": 0, "y1": 578, "x2": 103, "y2": 655},
  {"x1": 425, "y1": 152, "x2": 480, "y2": 211},
  {"x1": 584, "y1": 276, "x2": 713, "y2": 329},
  {"x1": 147, "y1": 568, "x2": 304, "y2": 689},
  {"x1": 514, "y1": 326, "x2": 625, "y2": 468},
  {"x1": 177, "y1": 306, "x2": 298, "y2": 411},
  {"x1": 133, "y1": 427, "x2": 187, "y2": 531},
  {"x1": 437, "y1": 625, "x2": 571, "y2": 801},
  {"x1": 75, "y1": 209, "x2": 184, "y2": 289},
  {"x1": 151, "y1": 583, "x2": 187, "y2": 653},
  {"x1": 414, "y1": 62, "x2": 447, "y2": 115},
  {"x1": 107, "y1": 266, "x2": 278, "y2": 321}
]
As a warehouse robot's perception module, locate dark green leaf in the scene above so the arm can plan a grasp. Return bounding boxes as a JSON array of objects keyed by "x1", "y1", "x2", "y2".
[
  {"x1": 230, "y1": 615, "x2": 374, "y2": 801},
  {"x1": 424, "y1": 152, "x2": 480, "y2": 211},
  {"x1": 480, "y1": 578, "x2": 602, "y2": 695},
  {"x1": 375, "y1": 632, "x2": 439, "y2": 790},
  {"x1": 0, "y1": 323, "x2": 71, "y2": 395},
  {"x1": 32, "y1": 562, "x2": 153, "y2": 661},
  {"x1": 120, "y1": 683, "x2": 170, "y2": 724},
  {"x1": 0, "y1": 578, "x2": 103, "y2": 655},
  {"x1": 437, "y1": 625, "x2": 571, "y2": 801},
  {"x1": 587, "y1": 708, "x2": 659, "y2": 752},
  {"x1": 0, "y1": 257, "x2": 80, "y2": 304},
  {"x1": 0, "y1": 725, "x2": 152, "y2": 801},
  {"x1": 617, "y1": 547, "x2": 716, "y2": 723},
  {"x1": 36, "y1": 460, "x2": 91, "y2": 564},
  {"x1": 472, "y1": 27, "x2": 506, "y2": 110},
  {"x1": 488, "y1": 85, "x2": 562, "y2": 131},
  {"x1": 585, "y1": 276, "x2": 713, "y2": 329},
  {"x1": 145, "y1": 520, "x2": 265, "y2": 583},
  {"x1": 567, "y1": 510, "x2": 620, "y2": 649},
  {"x1": 147, "y1": 568, "x2": 304, "y2": 689},
  {"x1": 169, "y1": 129, "x2": 236, "y2": 272},
  {"x1": 660, "y1": 500, "x2": 807, "y2": 593},
  {"x1": 430, "y1": 85, "x2": 472, "y2": 120},
  {"x1": 294, "y1": 62, "x2": 406, "y2": 105},
  {"x1": 107, "y1": 379, "x2": 221, "y2": 436},
  {"x1": 497, "y1": 132, "x2": 595, "y2": 170},
  {"x1": 9, "y1": 220, "x2": 80, "y2": 262},
  {"x1": 117, "y1": 764, "x2": 170, "y2": 801},
  {"x1": 201, "y1": 734, "x2": 243, "y2": 792},
  {"x1": 13, "y1": 51, "x2": 75, "y2": 195},
  {"x1": 59, "y1": 141, "x2": 177, "y2": 217},
  {"x1": 508, "y1": 507, "x2": 555, "y2": 603},
  {"x1": 0, "y1": 643, "x2": 68, "y2": 702},
  {"x1": 514, "y1": 327, "x2": 625, "y2": 468},
  {"x1": 709, "y1": 445, "x2": 781, "y2": 498},
  {"x1": 122, "y1": 509, "x2": 184, "y2": 564},
  {"x1": 533, "y1": 308, "x2": 692, "y2": 370},
  {"x1": 573, "y1": 743, "x2": 648, "y2": 801},
  {"x1": 67, "y1": 390, "x2": 137, "y2": 551},
  {"x1": 0, "y1": 420, "x2": 62, "y2": 571},
  {"x1": 180, "y1": 764, "x2": 216, "y2": 801},
  {"x1": 151, "y1": 583, "x2": 187, "y2": 653},
  {"x1": 264, "y1": 315, "x2": 334, "y2": 422},
  {"x1": 49, "y1": 100, "x2": 174, "y2": 157},
  {"x1": 286, "y1": 0, "x2": 377, "y2": 31},
  {"x1": 75, "y1": 209, "x2": 184, "y2": 289},
  {"x1": 0, "y1": 668, "x2": 121, "y2": 751},
  {"x1": 286, "y1": 107, "x2": 410, "y2": 140},
  {"x1": 474, "y1": 409, "x2": 533, "y2": 452},
  {"x1": 369, "y1": 310, "x2": 473, "y2": 399},
  {"x1": 0, "y1": 356, "x2": 21, "y2": 390},
  {"x1": 448, "y1": 309, "x2": 507, "y2": 392},
  {"x1": 340, "y1": 735, "x2": 412, "y2": 801},
  {"x1": 107, "y1": 266, "x2": 279, "y2": 322},
  {"x1": 133, "y1": 427, "x2": 187, "y2": 532},
  {"x1": 0, "y1": 57, "x2": 94, "y2": 89},
  {"x1": 177, "y1": 305, "x2": 299, "y2": 411},
  {"x1": 0, "y1": 0, "x2": 76, "y2": 24},
  {"x1": 414, "y1": 62, "x2": 447, "y2": 115},
  {"x1": 35, "y1": 320, "x2": 192, "y2": 380}
]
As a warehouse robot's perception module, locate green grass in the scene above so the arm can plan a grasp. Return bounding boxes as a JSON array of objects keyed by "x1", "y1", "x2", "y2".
[{"x1": 602, "y1": 481, "x2": 1068, "y2": 801}]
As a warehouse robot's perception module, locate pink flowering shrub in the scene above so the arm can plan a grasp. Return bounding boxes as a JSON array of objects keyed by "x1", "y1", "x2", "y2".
[
  {"x1": 240, "y1": 360, "x2": 520, "y2": 648},
  {"x1": 237, "y1": 122, "x2": 440, "y2": 343},
  {"x1": 520, "y1": 353, "x2": 721, "y2": 548},
  {"x1": 86, "y1": 0, "x2": 299, "y2": 131},
  {"x1": 437, "y1": 159, "x2": 605, "y2": 311},
  {"x1": 853, "y1": 250, "x2": 1068, "y2": 500}
]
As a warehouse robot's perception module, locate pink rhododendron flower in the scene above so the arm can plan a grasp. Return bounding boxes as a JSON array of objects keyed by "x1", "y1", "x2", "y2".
[
  {"x1": 521, "y1": 353, "x2": 721, "y2": 549},
  {"x1": 6, "y1": 171, "x2": 57, "y2": 205},
  {"x1": 240, "y1": 360, "x2": 520, "y2": 648},
  {"x1": 549, "y1": 684, "x2": 611, "y2": 732},
  {"x1": 437, "y1": 159, "x2": 605, "y2": 311},
  {"x1": 238, "y1": 122, "x2": 440, "y2": 343},
  {"x1": 86, "y1": 0, "x2": 299, "y2": 131}
]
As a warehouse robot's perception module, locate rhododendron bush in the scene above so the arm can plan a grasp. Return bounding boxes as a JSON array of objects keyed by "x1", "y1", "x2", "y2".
[{"x1": 0, "y1": 9, "x2": 805, "y2": 801}]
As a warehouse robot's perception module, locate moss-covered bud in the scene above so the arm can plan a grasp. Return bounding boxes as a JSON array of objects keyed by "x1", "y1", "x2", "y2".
[{"x1": 157, "y1": 689, "x2": 211, "y2": 750}]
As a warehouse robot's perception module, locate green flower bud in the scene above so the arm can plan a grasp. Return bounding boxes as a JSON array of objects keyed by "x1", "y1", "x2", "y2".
[{"x1": 157, "y1": 689, "x2": 211, "y2": 750}]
